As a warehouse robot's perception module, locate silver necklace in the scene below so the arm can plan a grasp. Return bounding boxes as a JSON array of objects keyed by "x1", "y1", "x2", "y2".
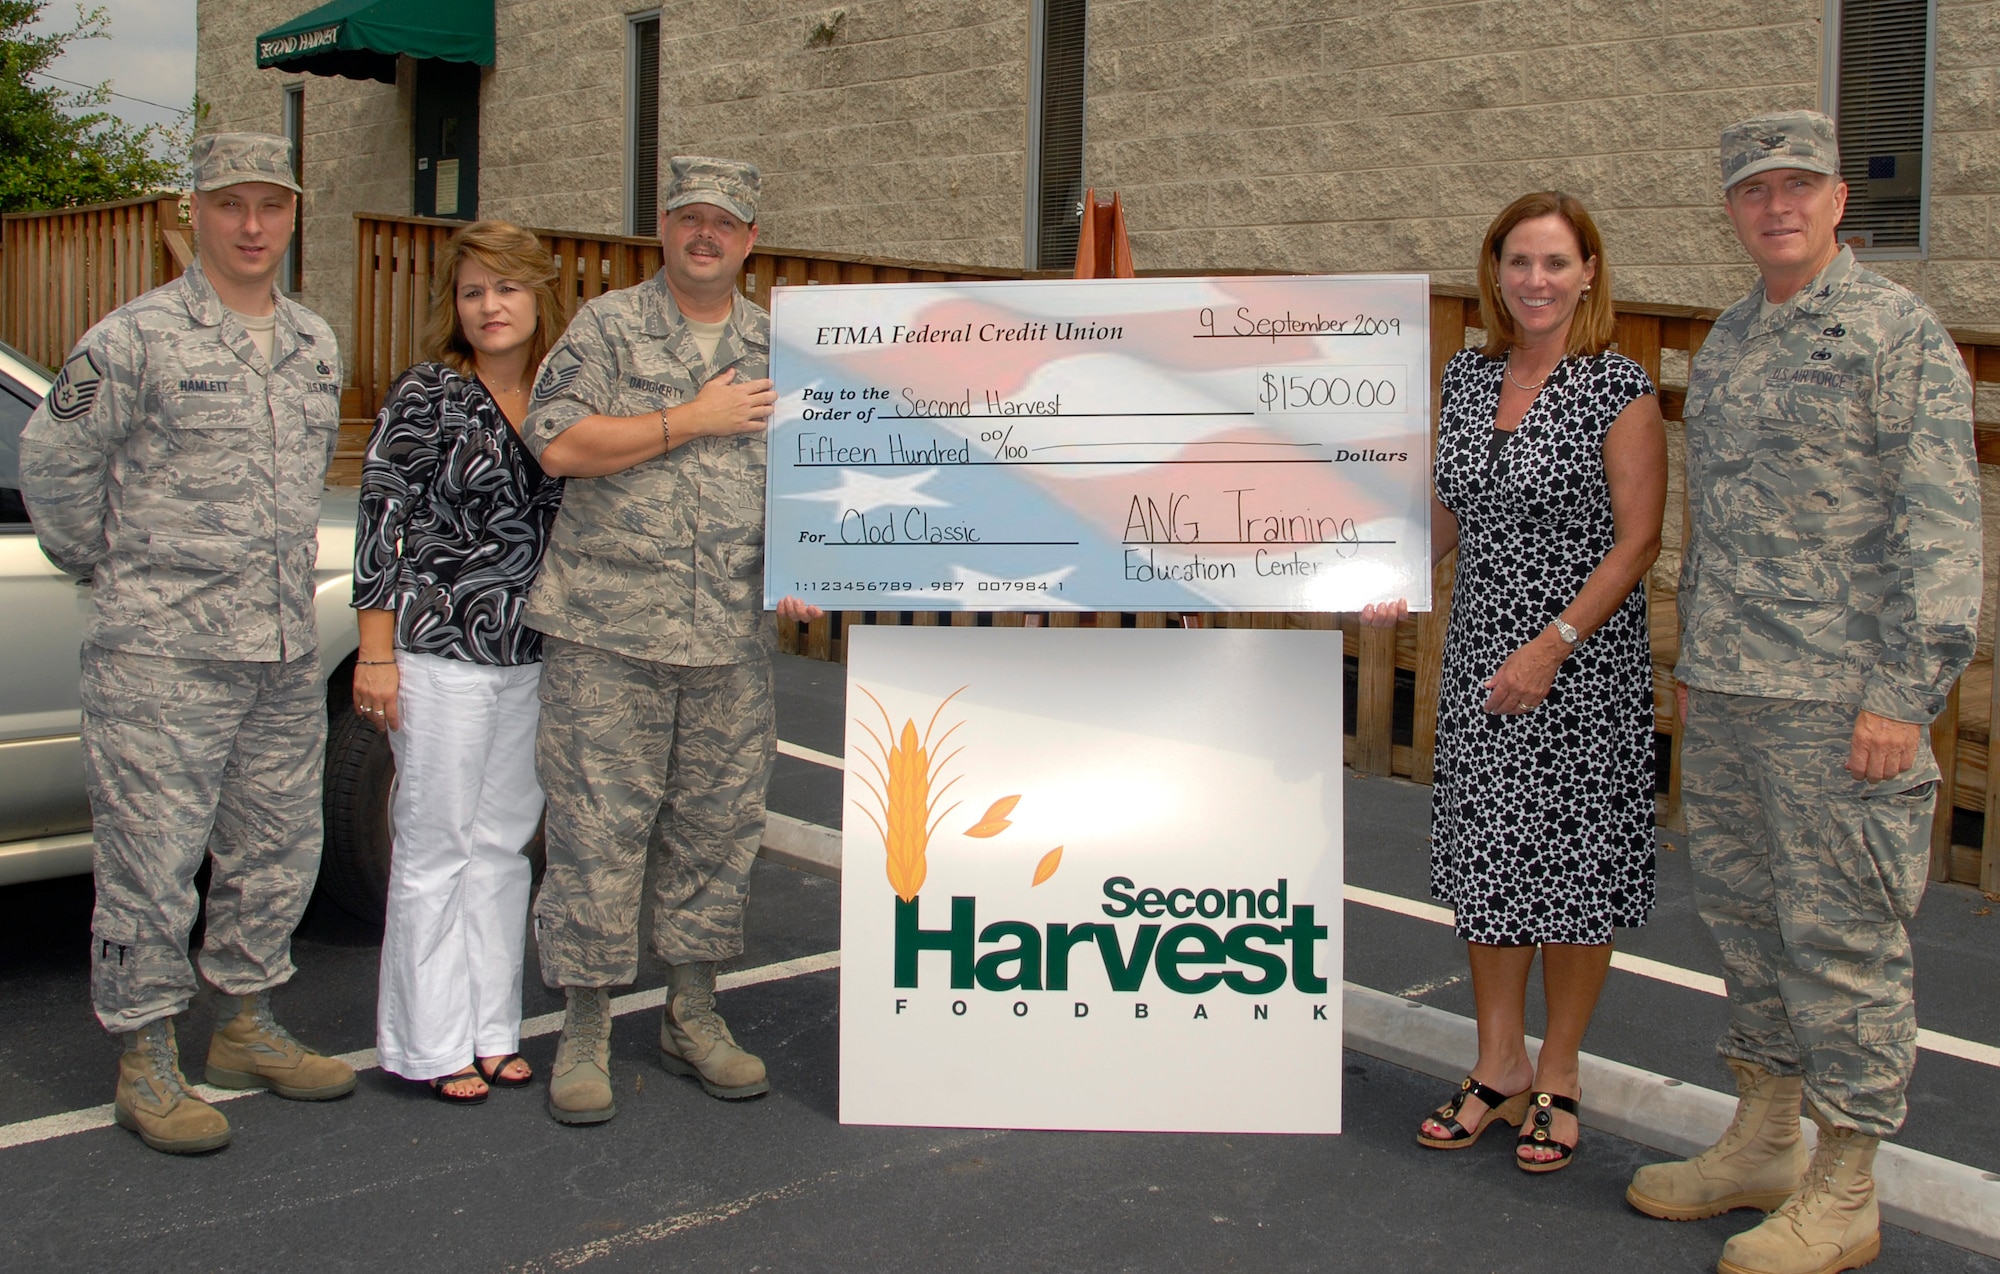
[{"x1": 1505, "y1": 355, "x2": 1556, "y2": 392}]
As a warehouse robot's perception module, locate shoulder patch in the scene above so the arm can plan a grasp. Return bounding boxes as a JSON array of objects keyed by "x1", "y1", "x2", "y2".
[
  {"x1": 533, "y1": 344, "x2": 584, "y2": 402},
  {"x1": 47, "y1": 348, "x2": 106, "y2": 421}
]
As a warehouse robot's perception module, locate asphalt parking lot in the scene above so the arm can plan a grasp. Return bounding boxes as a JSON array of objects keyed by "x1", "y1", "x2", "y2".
[{"x1": 1, "y1": 653, "x2": 1995, "y2": 1272}]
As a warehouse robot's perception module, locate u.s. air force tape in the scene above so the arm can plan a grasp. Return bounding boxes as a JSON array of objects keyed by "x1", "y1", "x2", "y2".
[
  {"x1": 533, "y1": 346, "x2": 583, "y2": 402},
  {"x1": 47, "y1": 348, "x2": 105, "y2": 421}
]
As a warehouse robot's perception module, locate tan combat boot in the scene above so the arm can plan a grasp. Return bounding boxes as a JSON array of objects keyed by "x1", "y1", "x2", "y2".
[
  {"x1": 660, "y1": 961, "x2": 768, "y2": 1100},
  {"x1": 1628, "y1": 1059, "x2": 1806, "y2": 1221},
  {"x1": 1717, "y1": 1106, "x2": 1881, "y2": 1274},
  {"x1": 113, "y1": 1018, "x2": 232, "y2": 1154},
  {"x1": 205, "y1": 991, "x2": 357, "y2": 1100},
  {"x1": 547, "y1": 987, "x2": 616, "y2": 1125}
]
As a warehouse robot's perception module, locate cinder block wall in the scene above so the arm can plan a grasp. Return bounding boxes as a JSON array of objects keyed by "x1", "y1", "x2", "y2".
[
  {"x1": 197, "y1": 1, "x2": 1996, "y2": 331},
  {"x1": 478, "y1": 0, "x2": 627, "y2": 233},
  {"x1": 655, "y1": 0, "x2": 1033, "y2": 270},
  {"x1": 1920, "y1": 0, "x2": 2000, "y2": 326},
  {"x1": 1086, "y1": 0, "x2": 1998, "y2": 330}
]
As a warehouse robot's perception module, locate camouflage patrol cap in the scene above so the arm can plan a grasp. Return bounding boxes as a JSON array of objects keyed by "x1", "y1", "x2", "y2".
[
  {"x1": 663, "y1": 155, "x2": 759, "y2": 223},
  {"x1": 1720, "y1": 111, "x2": 1840, "y2": 191},
  {"x1": 191, "y1": 132, "x2": 302, "y2": 194}
]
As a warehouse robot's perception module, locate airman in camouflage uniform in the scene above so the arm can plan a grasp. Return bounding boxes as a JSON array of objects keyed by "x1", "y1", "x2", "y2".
[
  {"x1": 523, "y1": 155, "x2": 821, "y2": 1123},
  {"x1": 19, "y1": 133, "x2": 358, "y2": 1155},
  {"x1": 1627, "y1": 112, "x2": 1981, "y2": 1274}
]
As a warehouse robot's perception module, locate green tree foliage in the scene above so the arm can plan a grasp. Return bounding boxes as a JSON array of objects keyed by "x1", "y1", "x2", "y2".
[{"x1": 0, "y1": 1, "x2": 182, "y2": 213}]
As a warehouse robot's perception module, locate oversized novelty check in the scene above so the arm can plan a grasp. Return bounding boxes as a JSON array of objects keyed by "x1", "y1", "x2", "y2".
[{"x1": 766, "y1": 276, "x2": 1432, "y2": 612}]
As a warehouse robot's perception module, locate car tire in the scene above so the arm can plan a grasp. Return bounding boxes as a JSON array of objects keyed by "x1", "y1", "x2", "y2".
[{"x1": 320, "y1": 700, "x2": 396, "y2": 927}]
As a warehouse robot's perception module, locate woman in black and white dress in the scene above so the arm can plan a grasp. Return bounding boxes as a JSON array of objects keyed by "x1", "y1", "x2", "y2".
[
  {"x1": 1364, "y1": 192, "x2": 1666, "y2": 1171},
  {"x1": 350, "y1": 222, "x2": 567, "y2": 1103}
]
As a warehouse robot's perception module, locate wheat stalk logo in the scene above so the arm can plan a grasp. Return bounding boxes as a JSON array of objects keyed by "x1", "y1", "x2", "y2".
[
  {"x1": 853, "y1": 685, "x2": 1066, "y2": 896},
  {"x1": 853, "y1": 686, "x2": 967, "y2": 902}
]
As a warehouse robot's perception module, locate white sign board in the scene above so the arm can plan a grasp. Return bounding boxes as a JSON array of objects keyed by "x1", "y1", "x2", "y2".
[{"x1": 839, "y1": 625, "x2": 1345, "y2": 1134}]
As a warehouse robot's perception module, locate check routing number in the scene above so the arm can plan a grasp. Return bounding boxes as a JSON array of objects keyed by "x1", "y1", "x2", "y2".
[{"x1": 765, "y1": 275, "x2": 1432, "y2": 613}]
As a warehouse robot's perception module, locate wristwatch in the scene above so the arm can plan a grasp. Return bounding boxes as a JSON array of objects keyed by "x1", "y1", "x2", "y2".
[{"x1": 1553, "y1": 617, "x2": 1580, "y2": 648}]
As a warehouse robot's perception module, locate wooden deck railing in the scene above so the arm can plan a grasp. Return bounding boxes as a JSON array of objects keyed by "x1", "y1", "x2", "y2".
[
  {"x1": 342, "y1": 214, "x2": 2000, "y2": 893},
  {"x1": 346, "y1": 213, "x2": 1022, "y2": 424},
  {"x1": 0, "y1": 194, "x2": 190, "y2": 373}
]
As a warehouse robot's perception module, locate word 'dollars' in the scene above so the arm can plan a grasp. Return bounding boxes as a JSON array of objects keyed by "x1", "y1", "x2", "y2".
[{"x1": 894, "y1": 876, "x2": 1328, "y2": 994}]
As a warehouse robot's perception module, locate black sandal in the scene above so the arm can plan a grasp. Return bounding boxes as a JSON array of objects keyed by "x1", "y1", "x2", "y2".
[
  {"x1": 1416, "y1": 1075, "x2": 1530, "y2": 1149},
  {"x1": 428, "y1": 1068, "x2": 489, "y2": 1105},
  {"x1": 1516, "y1": 1091, "x2": 1580, "y2": 1172},
  {"x1": 474, "y1": 1053, "x2": 533, "y2": 1088}
]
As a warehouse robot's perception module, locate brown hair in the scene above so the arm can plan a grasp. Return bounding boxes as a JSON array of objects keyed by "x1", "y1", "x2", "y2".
[
  {"x1": 1475, "y1": 191, "x2": 1615, "y2": 360},
  {"x1": 421, "y1": 220, "x2": 567, "y2": 377}
]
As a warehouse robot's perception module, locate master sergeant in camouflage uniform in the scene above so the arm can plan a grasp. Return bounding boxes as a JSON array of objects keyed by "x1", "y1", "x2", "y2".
[
  {"x1": 522, "y1": 156, "x2": 821, "y2": 1124},
  {"x1": 1626, "y1": 112, "x2": 1982, "y2": 1274},
  {"x1": 18, "y1": 133, "x2": 359, "y2": 1155}
]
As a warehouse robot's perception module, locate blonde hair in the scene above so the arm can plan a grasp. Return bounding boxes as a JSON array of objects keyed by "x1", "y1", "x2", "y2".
[
  {"x1": 1475, "y1": 192, "x2": 1615, "y2": 360},
  {"x1": 421, "y1": 221, "x2": 567, "y2": 377}
]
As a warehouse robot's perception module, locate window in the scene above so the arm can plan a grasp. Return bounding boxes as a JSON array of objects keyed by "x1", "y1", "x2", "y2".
[
  {"x1": 1027, "y1": 0, "x2": 1086, "y2": 270},
  {"x1": 629, "y1": 13, "x2": 662, "y2": 236},
  {"x1": 1826, "y1": 0, "x2": 1935, "y2": 257},
  {"x1": 282, "y1": 84, "x2": 304, "y2": 293},
  {"x1": 0, "y1": 379, "x2": 36, "y2": 526}
]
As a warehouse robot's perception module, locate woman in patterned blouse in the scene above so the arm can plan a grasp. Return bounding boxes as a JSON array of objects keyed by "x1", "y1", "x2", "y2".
[{"x1": 350, "y1": 222, "x2": 568, "y2": 1103}]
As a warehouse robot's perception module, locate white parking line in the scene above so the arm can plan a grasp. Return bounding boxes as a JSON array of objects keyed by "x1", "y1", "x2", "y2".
[
  {"x1": 0, "y1": 950, "x2": 842, "y2": 1153},
  {"x1": 1341, "y1": 882, "x2": 2000, "y2": 1069},
  {"x1": 776, "y1": 740, "x2": 843, "y2": 770}
]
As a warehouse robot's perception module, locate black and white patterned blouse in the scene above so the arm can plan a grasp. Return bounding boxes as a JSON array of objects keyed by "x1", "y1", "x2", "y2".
[{"x1": 352, "y1": 362, "x2": 563, "y2": 666}]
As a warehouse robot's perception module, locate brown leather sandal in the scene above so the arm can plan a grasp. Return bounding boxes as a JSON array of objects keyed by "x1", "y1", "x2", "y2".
[{"x1": 1416, "y1": 1076, "x2": 1531, "y2": 1149}]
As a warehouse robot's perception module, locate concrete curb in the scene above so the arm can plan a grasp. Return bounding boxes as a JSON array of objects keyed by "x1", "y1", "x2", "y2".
[
  {"x1": 758, "y1": 826, "x2": 2000, "y2": 1260},
  {"x1": 761, "y1": 813, "x2": 841, "y2": 880},
  {"x1": 1342, "y1": 983, "x2": 2000, "y2": 1261}
]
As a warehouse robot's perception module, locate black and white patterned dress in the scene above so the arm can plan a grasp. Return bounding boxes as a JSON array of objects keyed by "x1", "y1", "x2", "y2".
[
  {"x1": 1429, "y1": 348, "x2": 1657, "y2": 946},
  {"x1": 353, "y1": 363, "x2": 563, "y2": 666}
]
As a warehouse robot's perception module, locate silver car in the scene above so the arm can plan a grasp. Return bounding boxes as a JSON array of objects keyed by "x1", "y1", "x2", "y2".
[{"x1": 0, "y1": 339, "x2": 396, "y2": 922}]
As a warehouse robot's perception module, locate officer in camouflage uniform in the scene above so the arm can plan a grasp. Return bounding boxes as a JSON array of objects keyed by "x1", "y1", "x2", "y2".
[
  {"x1": 1626, "y1": 113, "x2": 1981, "y2": 1274},
  {"x1": 522, "y1": 156, "x2": 820, "y2": 1124},
  {"x1": 19, "y1": 134, "x2": 358, "y2": 1155}
]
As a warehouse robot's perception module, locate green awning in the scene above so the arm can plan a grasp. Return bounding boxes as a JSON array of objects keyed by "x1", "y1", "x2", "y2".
[{"x1": 255, "y1": 0, "x2": 493, "y2": 83}]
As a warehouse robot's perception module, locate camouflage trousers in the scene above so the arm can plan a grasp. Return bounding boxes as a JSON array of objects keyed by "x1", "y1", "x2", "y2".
[
  {"x1": 1682, "y1": 689, "x2": 1937, "y2": 1135},
  {"x1": 79, "y1": 646, "x2": 325, "y2": 1033},
  {"x1": 531, "y1": 636, "x2": 774, "y2": 986}
]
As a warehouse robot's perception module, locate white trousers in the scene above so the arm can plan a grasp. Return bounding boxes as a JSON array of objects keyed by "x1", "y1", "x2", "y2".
[{"x1": 376, "y1": 652, "x2": 544, "y2": 1081}]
